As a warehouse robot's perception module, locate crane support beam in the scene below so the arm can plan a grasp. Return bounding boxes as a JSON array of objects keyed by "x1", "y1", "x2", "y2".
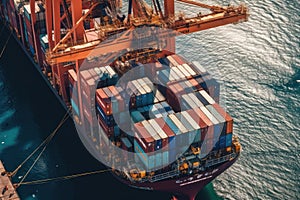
[
  {"x1": 30, "y1": 0, "x2": 43, "y2": 66},
  {"x1": 48, "y1": 8, "x2": 247, "y2": 64},
  {"x1": 164, "y1": 0, "x2": 175, "y2": 18},
  {"x1": 52, "y1": 0, "x2": 61, "y2": 45},
  {"x1": 45, "y1": 0, "x2": 54, "y2": 50},
  {"x1": 71, "y1": 0, "x2": 84, "y2": 41},
  {"x1": 176, "y1": 0, "x2": 219, "y2": 10},
  {"x1": 175, "y1": 11, "x2": 248, "y2": 34},
  {"x1": 52, "y1": 3, "x2": 100, "y2": 52}
]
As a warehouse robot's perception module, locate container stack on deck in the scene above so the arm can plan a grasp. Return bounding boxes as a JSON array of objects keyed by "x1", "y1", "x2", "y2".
[{"x1": 64, "y1": 53, "x2": 233, "y2": 172}]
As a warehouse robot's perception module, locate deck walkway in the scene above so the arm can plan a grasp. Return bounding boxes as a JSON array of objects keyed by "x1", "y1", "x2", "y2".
[{"x1": 0, "y1": 161, "x2": 20, "y2": 200}]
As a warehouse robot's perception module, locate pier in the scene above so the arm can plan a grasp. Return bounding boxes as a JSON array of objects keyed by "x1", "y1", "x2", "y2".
[{"x1": 0, "y1": 161, "x2": 20, "y2": 200}]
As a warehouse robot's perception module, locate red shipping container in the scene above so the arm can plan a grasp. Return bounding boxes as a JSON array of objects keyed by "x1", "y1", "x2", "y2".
[
  {"x1": 96, "y1": 88, "x2": 112, "y2": 115},
  {"x1": 186, "y1": 109, "x2": 208, "y2": 142},
  {"x1": 154, "y1": 118, "x2": 176, "y2": 149},
  {"x1": 171, "y1": 55, "x2": 185, "y2": 65},
  {"x1": 134, "y1": 122, "x2": 155, "y2": 153},
  {"x1": 166, "y1": 84, "x2": 181, "y2": 112},
  {"x1": 173, "y1": 54, "x2": 188, "y2": 65},
  {"x1": 211, "y1": 103, "x2": 233, "y2": 134},
  {"x1": 108, "y1": 86, "x2": 125, "y2": 112},
  {"x1": 193, "y1": 107, "x2": 214, "y2": 140}
]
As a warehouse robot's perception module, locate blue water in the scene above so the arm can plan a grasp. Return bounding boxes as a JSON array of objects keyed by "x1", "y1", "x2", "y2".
[{"x1": 0, "y1": 0, "x2": 299, "y2": 199}]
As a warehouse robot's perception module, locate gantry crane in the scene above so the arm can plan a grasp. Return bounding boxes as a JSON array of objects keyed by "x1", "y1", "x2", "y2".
[{"x1": 28, "y1": 0, "x2": 248, "y2": 111}]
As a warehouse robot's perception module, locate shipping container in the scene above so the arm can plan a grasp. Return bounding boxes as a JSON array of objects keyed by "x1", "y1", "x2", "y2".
[
  {"x1": 174, "y1": 113, "x2": 197, "y2": 145},
  {"x1": 226, "y1": 134, "x2": 232, "y2": 147},
  {"x1": 131, "y1": 110, "x2": 145, "y2": 123},
  {"x1": 188, "y1": 93, "x2": 204, "y2": 108},
  {"x1": 148, "y1": 119, "x2": 168, "y2": 148},
  {"x1": 188, "y1": 78, "x2": 203, "y2": 91},
  {"x1": 206, "y1": 104, "x2": 226, "y2": 135},
  {"x1": 134, "y1": 122, "x2": 155, "y2": 153},
  {"x1": 211, "y1": 103, "x2": 233, "y2": 134},
  {"x1": 121, "y1": 137, "x2": 133, "y2": 152},
  {"x1": 108, "y1": 86, "x2": 125, "y2": 113},
  {"x1": 166, "y1": 55, "x2": 179, "y2": 67},
  {"x1": 190, "y1": 61, "x2": 208, "y2": 76},
  {"x1": 198, "y1": 106, "x2": 219, "y2": 136},
  {"x1": 219, "y1": 135, "x2": 226, "y2": 149},
  {"x1": 177, "y1": 65, "x2": 192, "y2": 79},
  {"x1": 97, "y1": 112, "x2": 119, "y2": 137},
  {"x1": 158, "y1": 57, "x2": 170, "y2": 66},
  {"x1": 96, "y1": 88, "x2": 112, "y2": 115},
  {"x1": 168, "y1": 114, "x2": 189, "y2": 150},
  {"x1": 134, "y1": 140, "x2": 156, "y2": 170},
  {"x1": 199, "y1": 90, "x2": 216, "y2": 105},
  {"x1": 182, "y1": 64, "x2": 196, "y2": 77},
  {"x1": 181, "y1": 111, "x2": 201, "y2": 144},
  {"x1": 96, "y1": 104, "x2": 114, "y2": 126},
  {"x1": 171, "y1": 54, "x2": 187, "y2": 65},
  {"x1": 185, "y1": 109, "x2": 208, "y2": 143},
  {"x1": 71, "y1": 99, "x2": 80, "y2": 116},
  {"x1": 141, "y1": 120, "x2": 162, "y2": 151},
  {"x1": 192, "y1": 107, "x2": 214, "y2": 140}
]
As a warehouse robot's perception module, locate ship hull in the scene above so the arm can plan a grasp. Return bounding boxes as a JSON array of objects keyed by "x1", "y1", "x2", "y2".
[{"x1": 115, "y1": 154, "x2": 239, "y2": 200}]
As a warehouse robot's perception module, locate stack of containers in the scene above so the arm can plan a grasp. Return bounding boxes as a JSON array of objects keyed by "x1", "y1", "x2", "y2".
[
  {"x1": 95, "y1": 85, "x2": 124, "y2": 138},
  {"x1": 68, "y1": 69, "x2": 79, "y2": 115},
  {"x1": 133, "y1": 122, "x2": 156, "y2": 170},
  {"x1": 132, "y1": 88, "x2": 234, "y2": 169},
  {"x1": 124, "y1": 77, "x2": 155, "y2": 109},
  {"x1": 80, "y1": 66, "x2": 118, "y2": 137},
  {"x1": 81, "y1": 54, "x2": 233, "y2": 170},
  {"x1": 156, "y1": 55, "x2": 220, "y2": 106},
  {"x1": 23, "y1": 2, "x2": 46, "y2": 54}
]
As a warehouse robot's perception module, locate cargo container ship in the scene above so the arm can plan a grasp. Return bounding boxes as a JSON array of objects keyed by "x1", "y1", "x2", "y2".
[{"x1": 0, "y1": 0, "x2": 248, "y2": 199}]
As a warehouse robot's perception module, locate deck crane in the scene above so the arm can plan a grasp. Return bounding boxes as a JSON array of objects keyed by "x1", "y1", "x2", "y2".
[{"x1": 27, "y1": 0, "x2": 248, "y2": 110}]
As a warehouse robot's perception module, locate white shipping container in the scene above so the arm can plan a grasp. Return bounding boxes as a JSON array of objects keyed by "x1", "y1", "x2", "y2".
[
  {"x1": 155, "y1": 90, "x2": 165, "y2": 102},
  {"x1": 141, "y1": 121, "x2": 161, "y2": 143},
  {"x1": 188, "y1": 93, "x2": 204, "y2": 107},
  {"x1": 182, "y1": 94, "x2": 198, "y2": 109},
  {"x1": 206, "y1": 105, "x2": 225, "y2": 124},
  {"x1": 148, "y1": 119, "x2": 168, "y2": 140},
  {"x1": 182, "y1": 64, "x2": 196, "y2": 76},
  {"x1": 170, "y1": 68, "x2": 180, "y2": 81},
  {"x1": 199, "y1": 106, "x2": 219, "y2": 125},
  {"x1": 167, "y1": 55, "x2": 179, "y2": 67},
  {"x1": 177, "y1": 65, "x2": 190, "y2": 78},
  {"x1": 199, "y1": 90, "x2": 216, "y2": 105},
  {"x1": 173, "y1": 67, "x2": 186, "y2": 80}
]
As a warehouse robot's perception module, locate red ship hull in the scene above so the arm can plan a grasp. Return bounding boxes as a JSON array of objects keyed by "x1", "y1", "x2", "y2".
[{"x1": 115, "y1": 154, "x2": 239, "y2": 200}]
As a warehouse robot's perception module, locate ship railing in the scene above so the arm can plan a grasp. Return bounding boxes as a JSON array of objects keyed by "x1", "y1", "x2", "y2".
[
  {"x1": 149, "y1": 170, "x2": 179, "y2": 183},
  {"x1": 205, "y1": 153, "x2": 236, "y2": 168}
]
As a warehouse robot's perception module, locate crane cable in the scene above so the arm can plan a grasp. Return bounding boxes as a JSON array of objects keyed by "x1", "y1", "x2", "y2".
[
  {"x1": 19, "y1": 169, "x2": 112, "y2": 186},
  {"x1": 10, "y1": 107, "x2": 71, "y2": 179}
]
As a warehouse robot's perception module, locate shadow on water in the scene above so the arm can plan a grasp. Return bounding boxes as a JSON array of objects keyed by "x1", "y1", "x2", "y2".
[{"x1": 0, "y1": 21, "x2": 223, "y2": 200}]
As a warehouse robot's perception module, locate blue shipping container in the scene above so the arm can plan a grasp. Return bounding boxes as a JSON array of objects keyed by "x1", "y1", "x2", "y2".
[{"x1": 226, "y1": 134, "x2": 232, "y2": 147}]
